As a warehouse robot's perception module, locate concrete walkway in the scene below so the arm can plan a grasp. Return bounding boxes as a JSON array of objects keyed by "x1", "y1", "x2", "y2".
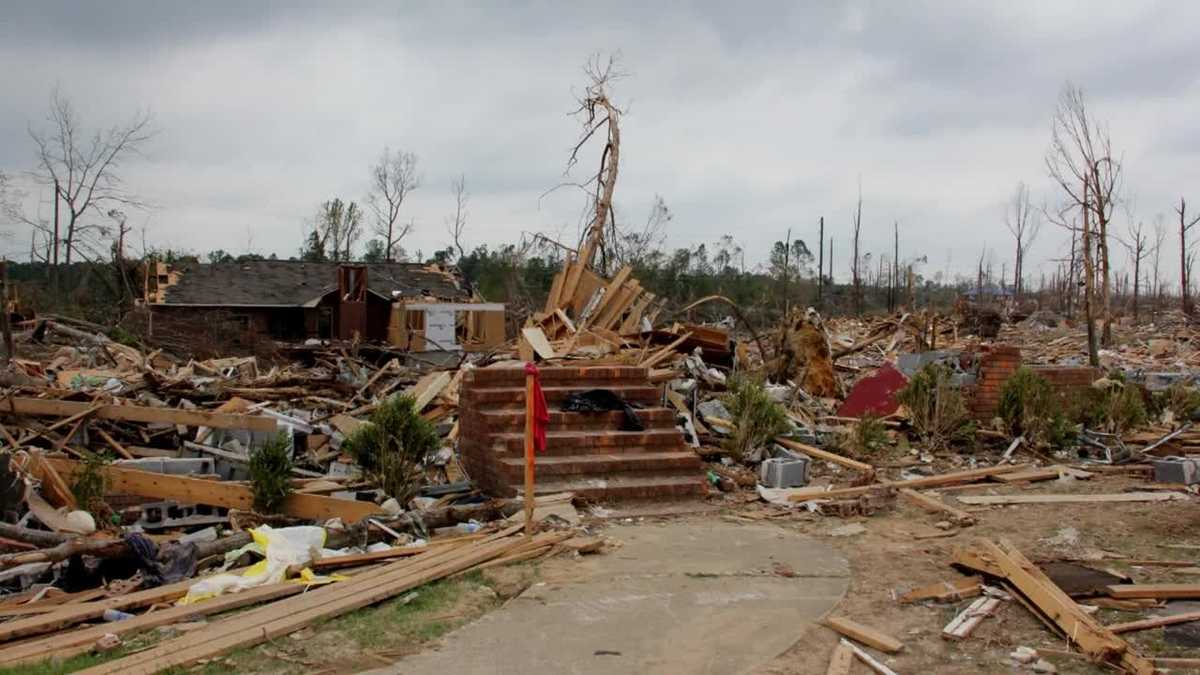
[{"x1": 376, "y1": 519, "x2": 849, "y2": 675}]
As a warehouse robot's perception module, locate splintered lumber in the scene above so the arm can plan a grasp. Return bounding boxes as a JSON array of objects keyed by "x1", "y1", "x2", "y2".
[
  {"x1": 898, "y1": 489, "x2": 975, "y2": 525},
  {"x1": 977, "y1": 539, "x2": 1154, "y2": 674},
  {"x1": 775, "y1": 437, "x2": 875, "y2": 476},
  {"x1": 1108, "y1": 609, "x2": 1200, "y2": 634},
  {"x1": 0, "y1": 396, "x2": 277, "y2": 432},
  {"x1": 1107, "y1": 584, "x2": 1200, "y2": 600},
  {"x1": 639, "y1": 332, "x2": 693, "y2": 369},
  {"x1": 899, "y1": 577, "x2": 982, "y2": 604},
  {"x1": 839, "y1": 638, "x2": 899, "y2": 675},
  {"x1": 789, "y1": 463, "x2": 1031, "y2": 502},
  {"x1": 957, "y1": 492, "x2": 1187, "y2": 506},
  {"x1": 519, "y1": 327, "x2": 556, "y2": 360},
  {"x1": 44, "y1": 457, "x2": 382, "y2": 523},
  {"x1": 0, "y1": 582, "x2": 303, "y2": 667},
  {"x1": 942, "y1": 595, "x2": 1002, "y2": 640},
  {"x1": 309, "y1": 546, "x2": 429, "y2": 571},
  {"x1": 0, "y1": 574, "x2": 200, "y2": 642},
  {"x1": 77, "y1": 532, "x2": 542, "y2": 674},
  {"x1": 824, "y1": 641, "x2": 854, "y2": 675},
  {"x1": 405, "y1": 370, "x2": 453, "y2": 412},
  {"x1": 824, "y1": 616, "x2": 904, "y2": 654},
  {"x1": 991, "y1": 465, "x2": 1092, "y2": 483}
]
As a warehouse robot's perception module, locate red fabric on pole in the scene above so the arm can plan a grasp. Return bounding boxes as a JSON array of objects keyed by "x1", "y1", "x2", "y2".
[{"x1": 524, "y1": 362, "x2": 549, "y2": 452}]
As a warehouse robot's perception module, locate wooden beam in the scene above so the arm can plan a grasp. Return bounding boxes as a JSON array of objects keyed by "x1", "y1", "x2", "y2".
[
  {"x1": 1107, "y1": 584, "x2": 1200, "y2": 600},
  {"x1": 44, "y1": 457, "x2": 382, "y2": 523},
  {"x1": 1108, "y1": 610, "x2": 1200, "y2": 634},
  {"x1": 957, "y1": 492, "x2": 1187, "y2": 506},
  {"x1": 0, "y1": 397, "x2": 277, "y2": 432},
  {"x1": 775, "y1": 437, "x2": 875, "y2": 476},
  {"x1": 824, "y1": 616, "x2": 904, "y2": 654},
  {"x1": 578, "y1": 265, "x2": 632, "y2": 329},
  {"x1": 520, "y1": 327, "x2": 557, "y2": 361},
  {"x1": 979, "y1": 540, "x2": 1154, "y2": 674},
  {"x1": 898, "y1": 489, "x2": 975, "y2": 525},
  {"x1": 898, "y1": 577, "x2": 982, "y2": 604},
  {"x1": 789, "y1": 464, "x2": 1031, "y2": 502}
]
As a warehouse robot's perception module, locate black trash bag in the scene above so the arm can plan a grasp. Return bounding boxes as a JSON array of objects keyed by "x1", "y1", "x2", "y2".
[
  {"x1": 124, "y1": 532, "x2": 198, "y2": 587},
  {"x1": 561, "y1": 389, "x2": 645, "y2": 431}
]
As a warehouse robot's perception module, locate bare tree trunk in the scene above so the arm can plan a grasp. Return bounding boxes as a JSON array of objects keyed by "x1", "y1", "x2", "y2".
[
  {"x1": 1082, "y1": 181, "x2": 1099, "y2": 367},
  {"x1": 817, "y1": 216, "x2": 824, "y2": 307}
]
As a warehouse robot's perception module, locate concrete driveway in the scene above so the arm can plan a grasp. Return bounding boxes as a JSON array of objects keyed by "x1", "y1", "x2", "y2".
[{"x1": 374, "y1": 518, "x2": 849, "y2": 675}]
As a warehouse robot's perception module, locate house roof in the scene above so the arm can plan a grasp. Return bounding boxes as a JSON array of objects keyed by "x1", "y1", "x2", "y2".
[{"x1": 156, "y1": 261, "x2": 469, "y2": 306}]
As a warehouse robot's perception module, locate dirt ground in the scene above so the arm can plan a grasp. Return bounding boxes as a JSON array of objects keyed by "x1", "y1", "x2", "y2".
[{"x1": 741, "y1": 468, "x2": 1200, "y2": 674}]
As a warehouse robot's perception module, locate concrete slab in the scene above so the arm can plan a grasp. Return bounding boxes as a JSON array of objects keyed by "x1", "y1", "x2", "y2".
[{"x1": 370, "y1": 520, "x2": 849, "y2": 675}]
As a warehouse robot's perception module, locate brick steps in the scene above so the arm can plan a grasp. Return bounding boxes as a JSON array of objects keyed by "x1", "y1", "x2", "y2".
[
  {"x1": 463, "y1": 385, "x2": 661, "y2": 406},
  {"x1": 489, "y1": 428, "x2": 683, "y2": 453},
  {"x1": 523, "y1": 473, "x2": 706, "y2": 501},
  {"x1": 459, "y1": 365, "x2": 705, "y2": 503},
  {"x1": 474, "y1": 407, "x2": 677, "y2": 432},
  {"x1": 497, "y1": 451, "x2": 701, "y2": 478}
]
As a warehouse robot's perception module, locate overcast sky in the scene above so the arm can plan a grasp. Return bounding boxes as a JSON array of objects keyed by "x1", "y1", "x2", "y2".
[{"x1": 1, "y1": 1, "x2": 1198, "y2": 283}]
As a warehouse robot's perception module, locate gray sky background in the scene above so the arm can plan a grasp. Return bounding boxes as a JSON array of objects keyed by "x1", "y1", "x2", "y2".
[{"x1": 1, "y1": 1, "x2": 1198, "y2": 284}]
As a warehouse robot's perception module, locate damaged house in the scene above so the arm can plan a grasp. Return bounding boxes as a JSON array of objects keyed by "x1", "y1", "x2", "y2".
[{"x1": 144, "y1": 260, "x2": 505, "y2": 349}]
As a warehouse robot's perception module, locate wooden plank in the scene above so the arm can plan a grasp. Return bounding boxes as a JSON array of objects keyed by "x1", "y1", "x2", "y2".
[
  {"x1": 45, "y1": 457, "x2": 383, "y2": 523},
  {"x1": 957, "y1": 492, "x2": 1187, "y2": 506},
  {"x1": 1107, "y1": 584, "x2": 1200, "y2": 600},
  {"x1": 824, "y1": 616, "x2": 904, "y2": 654},
  {"x1": 0, "y1": 582, "x2": 302, "y2": 667},
  {"x1": 980, "y1": 539, "x2": 1154, "y2": 674},
  {"x1": 578, "y1": 265, "x2": 632, "y2": 329},
  {"x1": 776, "y1": 437, "x2": 874, "y2": 475},
  {"x1": 639, "y1": 331, "x2": 693, "y2": 369},
  {"x1": 77, "y1": 534, "x2": 537, "y2": 674},
  {"x1": 595, "y1": 281, "x2": 641, "y2": 331},
  {"x1": 543, "y1": 265, "x2": 567, "y2": 314},
  {"x1": 898, "y1": 489, "x2": 975, "y2": 525},
  {"x1": 789, "y1": 464, "x2": 1031, "y2": 502},
  {"x1": 824, "y1": 641, "x2": 854, "y2": 675},
  {"x1": 309, "y1": 546, "x2": 429, "y2": 571},
  {"x1": 404, "y1": 370, "x2": 452, "y2": 412},
  {"x1": 520, "y1": 327, "x2": 557, "y2": 361},
  {"x1": 840, "y1": 638, "x2": 899, "y2": 675},
  {"x1": 28, "y1": 453, "x2": 76, "y2": 509},
  {"x1": 991, "y1": 465, "x2": 1092, "y2": 483},
  {"x1": 898, "y1": 576, "x2": 982, "y2": 604},
  {"x1": 0, "y1": 396, "x2": 277, "y2": 432},
  {"x1": 942, "y1": 596, "x2": 1002, "y2": 640},
  {"x1": 94, "y1": 427, "x2": 134, "y2": 459},
  {"x1": 1108, "y1": 609, "x2": 1200, "y2": 634}
]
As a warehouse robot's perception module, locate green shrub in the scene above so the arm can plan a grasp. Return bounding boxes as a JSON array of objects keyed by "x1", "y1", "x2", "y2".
[
  {"x1": 1072, "y1": 376, "x2": 1147, "y2": 434},
  {"x1": 343, "y1": 395, "x2": 439, "y2": 502},
  {"x1": 837, "y1": 415, "x2": 889, "y2": 458},
  {"x1": 722, "y1": 375, "x2": 791, "y2": 461},
  {"x1": 71, "y1": 450, "x2": 111, "y2": 513},
  {"x1": 249, "y1": 432, "x2": 294, "y2": 514},
  {"x1": 998, "y1": 367, "x2": 1069, "y2": 447},
  {"x1": 896, "y1": 363, "x2": 974, "y2": 449},
  {"x1": 1152, "y1": 383, "x2": 1200, "y2": 422}
]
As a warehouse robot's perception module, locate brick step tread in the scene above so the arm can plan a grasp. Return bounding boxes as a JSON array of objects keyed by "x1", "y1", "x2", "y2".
[
  {"x1": 490, "y1": 428, "x2": 683, "y2": 449},
  {"x1": 477, "y1": 407, "x2": 677, "y2": 422},
  {"x1": 512, "y1": 473, "x2": 707, "y2": 501},
  {"x1": 496, "y1": 451, "x2": 702, "y2": 475},
  {"x1": 463, "y1": 441, "x2": 687, "y2": 459},
  {"x1": 464, "y1": 385, "x2": 661, "y2": 405},
  {"x1": 467, "y1": 366, "x2": 650, "y2": 385}
]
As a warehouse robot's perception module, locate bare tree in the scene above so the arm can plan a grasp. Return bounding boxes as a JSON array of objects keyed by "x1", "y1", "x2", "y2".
[
  {"x1": 850, "y1": 185, "x2": 864, "y2": 315},
  {"x1": 1119, "y1": 217, "x2": 1149, "y2": 321},
  {"x1": 566, "y1": 53, "x2": 625, "y2": 274},
  {"x1": 445, "y1": 173, "x2": 468, "y2": 261},
  {"x1": 1046, "y1": 82, "x2": 1121, "y2": 356},
  {"x1": 1005, "y1": 181, "x2": 1041, "y2": 297},
  {"x1": 1177, "y1": 198, "x2": 1200, "y2": 314},
  {"x1": 1151, "y1": 216, "x2": 1167, "y2": 308},
  {"x1": 368, "y1": 147, "x2": 420, "y2": 262},
  {"x1": 12, "y1": 89, "x2": 154, "y2": 266}
]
